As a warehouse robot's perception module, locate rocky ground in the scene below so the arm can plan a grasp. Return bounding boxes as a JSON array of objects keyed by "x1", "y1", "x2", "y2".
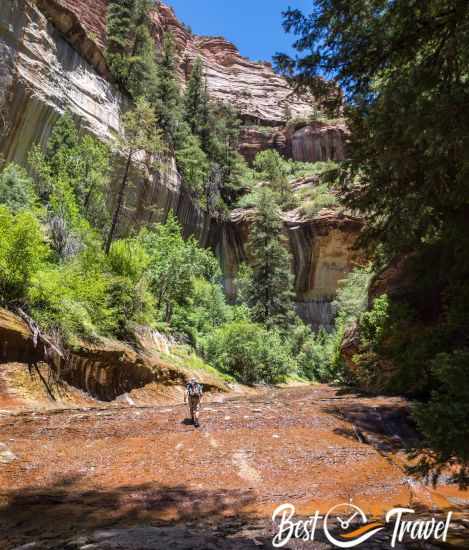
[{"x1": 0, "y1": 385, "x2": 468, "y2": 549}]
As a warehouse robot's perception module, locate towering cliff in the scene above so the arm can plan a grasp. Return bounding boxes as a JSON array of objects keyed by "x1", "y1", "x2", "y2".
[{"x1": 0, "y1": 0, "x2": 357, "y2": 329}]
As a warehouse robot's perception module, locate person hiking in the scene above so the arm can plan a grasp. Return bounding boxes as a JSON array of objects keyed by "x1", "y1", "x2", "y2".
[{"x1": 184, "y1": 378, "x2": 203, "y2": 427}]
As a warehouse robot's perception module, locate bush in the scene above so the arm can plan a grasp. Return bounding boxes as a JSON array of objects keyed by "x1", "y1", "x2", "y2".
[
  {"x1": 204, "y1": 320, "x2": 292, "y2": 384},
  {"x1": 107, "y1": 238, "x2": 150, "y2": 281},
  {"x1": 27, "y1": 259, "x2": 113, "y2": 342},
  {"x1": 411, "y1": 350, "x2": 469, "y2": 487},
  {"x1": 0, "y1": 163, "x2": 38, "y2": 212},
  {"x1": 172, "y1": 278, "x2": 233, "y2": 346},
  {"x1": 298, "y1": 182, "x2": 338, "y2": 217},
  {"x1": 0, "y1": 207, "x2": 48, "y2": 305},
  {"x1": 296, "y1": 267, "x2": 372, "y2": 382}
]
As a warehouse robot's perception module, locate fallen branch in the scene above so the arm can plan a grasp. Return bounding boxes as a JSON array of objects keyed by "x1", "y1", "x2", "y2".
[{"x1": 17, "y1": 308, "x2": 64, "y2": 362}]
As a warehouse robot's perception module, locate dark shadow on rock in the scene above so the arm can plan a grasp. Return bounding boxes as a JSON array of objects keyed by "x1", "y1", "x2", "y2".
[
  {"x1": 322, "y1": 401, "x2": 421, "y2": 453},
  {"x1": 0, "y1": 474, "x2": 274, "y2": 549},
  {"x1": 180, "y1": 418, "x2": 193, "y2": 425}
]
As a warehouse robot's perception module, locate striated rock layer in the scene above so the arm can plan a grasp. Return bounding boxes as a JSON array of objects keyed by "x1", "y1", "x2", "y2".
[
  {"x1": 220, "y1": 208, "x2": 362, "y2": 330},
  {"x1": 0, "y1": 309, "x2": 227, "y2": 402},
  {"x1": 0, "y1": 0, "x2": 355, "y2": 329},
  {"x1": 33, "y1": 0, "x2": 346, "y2": 160}
]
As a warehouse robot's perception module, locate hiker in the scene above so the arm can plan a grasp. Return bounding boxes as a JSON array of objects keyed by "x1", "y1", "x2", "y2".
[{"x1": 184, "y1": 378, "x2": 203, "y2": 427}]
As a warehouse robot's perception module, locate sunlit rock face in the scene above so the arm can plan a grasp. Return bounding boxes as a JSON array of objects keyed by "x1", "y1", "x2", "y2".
[
  {"x1": 0, "y1": 1, "x2": 121, "y2": 163},
  {"x1": 220, "y1": 208, "x2": 362, "y2": 330},
  {"x1": 0, "y1": 0, "x2": 214, "y2": 243},
  {"x1": 0, "y1": 0, "x2": 355, "y2": 329}
]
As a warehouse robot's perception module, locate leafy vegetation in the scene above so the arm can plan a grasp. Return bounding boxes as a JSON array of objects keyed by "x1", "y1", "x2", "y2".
[
  {"x1": 204, "y1": 321, "x2": 292, "y2": 384},
  {"x1": 244, "y1": 187, "x2": 296, "y2": 331},
  {"x1": 277, "y1": 0, "x2": 469, "y2": 482}
]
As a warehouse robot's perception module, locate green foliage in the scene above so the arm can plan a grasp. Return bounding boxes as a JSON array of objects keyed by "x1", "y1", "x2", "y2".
[
  {"x1": 298, "y1": 182, "x2": 338, "y2": 218},
  {"x1": 175, "y1": 129, "x2": 209, "y2": 197},
  {"x1": 245, "y1": 187, "x2": 297, "y2": 330},
  {"x1": 297, "y1": 328, "x2": 341, "y2": 381},
  {"x1": 0, "y1": 164, "x2": 38, "y2": 213},
  {"x1": 297, "y1": 267, "x2": 372, "y2": 382},
  {"x1": 107, "y1": 238, "x2": 149, "y2": 280},
  {"x1": 276, "y1": 0, "x2": 469, "y2": 477},
  {"x1": 253, "y1": 150, "x2": 295, "y2": 207},
  {"x1": 0, "y1": 207, "x2": 48, "y2": 305},
  {"x1": 127, "y1": 1, "x2": 159, "y2": 100},
  {"x1": 204, "y1": 320, "x2": 292, "y2": 384},
  {"x1": 28, "y1": 257, "x2": 112, "y2": 342},
  {"x1": 140, "y1": 211, "x2": 216, "y2": 323},
  {"x1": 180, "y1": 61, "x2": 247, "y2": 210},
  {"x1": 154, "y1": 33, "x2": 182, "y2": 147},
  {"x1": 29, "y1": 113, "x2": 110, "y2": 258},
  {"x1": 105, "y1": 0, "x2": 137, "y2": 86},
  {"x1": 172, "y1": 278, "x2": 234, "y2": 347},
  {"x1": 411, "y1": 350, "x2": 469, "y2": 488},
  {"x1": 184, "y1": 58, "x2": 210, "y2": 149}
]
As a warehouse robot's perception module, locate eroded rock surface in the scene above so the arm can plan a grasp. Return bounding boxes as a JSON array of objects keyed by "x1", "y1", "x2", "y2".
[
  {"x1": 221, "y1": 207, "x2": 362, "y2": 329},
  {"x1": 0, "y1": 0, "x2": 351, "y2": 327},
  {"x1": 0, "y1": 385, "x2": 466, "y2": 549}
]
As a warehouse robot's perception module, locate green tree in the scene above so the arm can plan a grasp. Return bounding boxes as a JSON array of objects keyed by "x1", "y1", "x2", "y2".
[
  {"x1": 105, "y1": 98, "x2": 163, "y2": 254},
  {"x1": 29, "y1": 113, "x2": 111, "y2": 258},
  {"x1": 253, "y1": 150, "x2": 293, "y2": 206},
  {"x1": 0, "y1": 164, "x2": 38, "y2": 213},
  {"x1": 245, "y1": 187, "x2": 296, "y2": 330},
  {"x1": 184, "y1": 58, "x2": 210, "y2": 150},
  {"x1": 175, "y1": 130, "x2": 209, "y2": 197},
  {"x1": 105, "y1": 0, "x2": 136, "y2": 86},
  {"x1": 140, "y1": 211, "x2": 215, "y2": 323},
  {"x1": 127, "y1": 0, "x2": 159, "y2": 100},
  {"x1": 204, "y1": 320, "x2": 292, "y2": 384},
  {"x1": 154, "y1": 33, "x2": 182, "y2": 147},
  {"x1": 0, "y1": 207, "x2": 48, "y2": 305}
]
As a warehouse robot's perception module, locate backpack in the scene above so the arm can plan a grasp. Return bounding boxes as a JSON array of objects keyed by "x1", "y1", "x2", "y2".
[{"x1": 187, "y1": 381, "x2": 203, "y2": 397}]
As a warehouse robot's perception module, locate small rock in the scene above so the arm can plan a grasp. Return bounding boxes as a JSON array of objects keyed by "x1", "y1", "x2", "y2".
[{"x1": 0, "y1": 442, "x2": 17, "y2": 463}]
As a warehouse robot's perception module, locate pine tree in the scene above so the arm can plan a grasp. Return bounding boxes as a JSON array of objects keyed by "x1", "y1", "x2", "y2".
[
  {"x1": 246, "y1": 187, "x2": 296, "y2": 330},
  {"x1": 184, "y1": 57, "x2": 210, "y2": 150},
  {"x1": 106, "y1": 0, "x2": 136, "y2": 86},
  {"x1": 154, "y1": 33, "x2": 182, "y2": 147},
  {"x1": 253, "y1": 150, "x2": 294, "y2": 207},
  {"x1": 127, "y1": 1, "x2": 159, "y2": 101}
]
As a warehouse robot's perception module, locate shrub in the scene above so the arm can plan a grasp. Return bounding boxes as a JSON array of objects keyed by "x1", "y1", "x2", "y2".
[
  {"x1": 0, "y1": 207, "x2": 48, "y2": 305},
  {"x1": 172, "y1": 278, "x2": 233, "y2": 346},
  {"x1": 298, "y1": 182, "x2": 338, "y2": 217},
  {"x1": 411, "y1": 350, "x2": 469, "y2": 487},
  {"x1": 204, "y1": 320, "x2": 292, "y2": 384},
  {"x1": 27, "y1": 259, "x2": 113, "y2": 342},
  {"x1": 0, "y1": 164, "x2": 38, "y2": 212}
]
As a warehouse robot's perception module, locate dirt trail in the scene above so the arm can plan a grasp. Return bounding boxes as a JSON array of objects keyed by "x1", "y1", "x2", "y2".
[{"x1": 0, "y1": 385, "x2": 468, "y2": 549}]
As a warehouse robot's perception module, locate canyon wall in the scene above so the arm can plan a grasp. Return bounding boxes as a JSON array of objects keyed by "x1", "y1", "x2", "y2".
[
  {"x1": 221, "y1": 208, "x2": 362, "y2": 331},
  {"x1": 0, "y1": 0, "x2": 356, "y2": 329}
]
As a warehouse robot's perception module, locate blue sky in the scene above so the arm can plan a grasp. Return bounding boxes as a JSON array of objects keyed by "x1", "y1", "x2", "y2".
[{"x1": 166, "y1": 1, "x2": 312, "y2": 63}]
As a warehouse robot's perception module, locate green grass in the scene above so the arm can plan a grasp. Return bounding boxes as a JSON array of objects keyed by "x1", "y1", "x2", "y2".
[{"x1": 160, "y1": 346, "x2": 236, "y2": 383}]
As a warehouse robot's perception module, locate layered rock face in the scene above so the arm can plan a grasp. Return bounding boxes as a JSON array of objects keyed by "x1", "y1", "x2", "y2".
[
  {"x1": 220, "y1": 208, "x2": 362, "y2": 330},
  {"x1": 0, "y1": 0, "x2": 215, "y2": 243},
  {"x1": 239, "y1": 123, "x2": 347, "y2": 164},
  {"x1": 0, "y1": 309, "x2": 227, "y2": 401},
  {"x1": 32, "y1": 0, "x2": 345, "y2": 162},
  {"x1": 0, "y1": 0, "x2": 354, "y2": 329}
]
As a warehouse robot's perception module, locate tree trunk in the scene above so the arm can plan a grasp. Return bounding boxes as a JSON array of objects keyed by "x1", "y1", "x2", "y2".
[{"x1": 105, "y1": 152, "x2": 132, "y2": 254}]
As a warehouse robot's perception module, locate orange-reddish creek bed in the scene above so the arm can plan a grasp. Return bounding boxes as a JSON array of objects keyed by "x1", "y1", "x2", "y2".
[{"x1": 0, "y1": 385, "x2": 468, "y2": 549}]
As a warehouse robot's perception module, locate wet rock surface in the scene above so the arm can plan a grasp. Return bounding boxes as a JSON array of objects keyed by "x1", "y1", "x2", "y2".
[{"x1": 0, "y1": 385, "x2": 467, "y2": 549}]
